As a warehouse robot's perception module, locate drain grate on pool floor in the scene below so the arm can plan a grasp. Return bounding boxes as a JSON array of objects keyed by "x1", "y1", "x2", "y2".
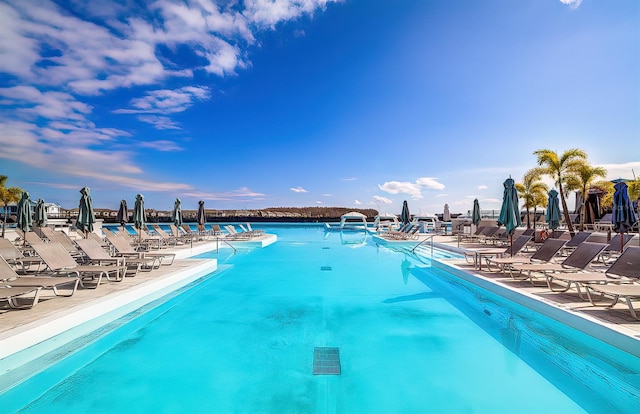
[
  {"x1": 313, "y1": 347, "x2": 341, "y2": 375},
  {"x1": 320, "y1": 266, "x2": 332, "y2": 271}
]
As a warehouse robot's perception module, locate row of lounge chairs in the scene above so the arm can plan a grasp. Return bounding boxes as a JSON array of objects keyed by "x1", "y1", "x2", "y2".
[
  {"x1": 460, "y1": 230, "x2": 640, "y2": 320},
  {"x1": 2, "y1": 222, "x2": 266, "y2": 310},
  {"x1": 0, "y1": 228, "x2": 181, "y2": 310}
]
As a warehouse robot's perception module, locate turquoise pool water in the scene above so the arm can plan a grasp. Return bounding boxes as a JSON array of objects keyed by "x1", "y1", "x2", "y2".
[{"x1": 1, "y1": 224, "x2": 638, "y2": 413}]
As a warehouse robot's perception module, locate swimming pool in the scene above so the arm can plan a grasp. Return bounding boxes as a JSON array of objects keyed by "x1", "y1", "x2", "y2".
[{"x1": 1, "y1": 224, "x2": 638, "y2": 413}]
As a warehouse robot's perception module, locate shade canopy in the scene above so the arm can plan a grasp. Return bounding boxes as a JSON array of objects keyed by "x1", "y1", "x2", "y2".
[
  {"x1": 546, "y1": 189, "x2": 562, "y2": 230},
  {"x1": 133, "y1": 193, "x2": 146, "y2": 230},
  {"x1": 196, "y1": 200, "x2": 206, "y2": 226},
  {"x1": 16, "y1": 191, "x2": 32, "y2": 233},
  {"x1": 34, "y1": 198, "x2": 47, "y2": 227},
  {"x1": 116, "y1": 199, "x2": 128, "y2": 226},
  {"x1": 75, "y1": 187, "x2": 95, "y2": 234},
  {"x1": 172, "y1": 198, "x2": 183, "y2": 226},
  {"x1": 612, "y1": 181, "x2": 637, "y2": 234},
  {"x1": 443, "y1": 204, "x2": 451, "y2": 222},
  {"x1": 497, "y1": 178, "x2": 522, "y2": 236},
  {"x1": 400, "y1": 200, "x2": 411, "y2": 225},
  {"x1": 472, "y1": 199, "x2": 481, "y2": 226}
]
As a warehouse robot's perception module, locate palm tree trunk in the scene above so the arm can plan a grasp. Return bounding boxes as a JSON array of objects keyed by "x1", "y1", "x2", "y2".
[
  {"x1": 558, "y1": 184, "x2": 575, "y2": 237},
  {"x1": 526, "y1": 206, "x2": 531, "y2": 228},
  {"x1": 579, "y1": 189, "x2": 586, "y2": 232}
]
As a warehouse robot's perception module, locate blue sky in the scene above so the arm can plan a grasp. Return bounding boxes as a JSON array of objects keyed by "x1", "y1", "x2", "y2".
[{"x1": 1, "y1": 0, "x2": 638, "y2": 215}]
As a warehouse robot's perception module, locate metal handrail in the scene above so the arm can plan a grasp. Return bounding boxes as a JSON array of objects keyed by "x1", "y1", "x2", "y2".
[
  {"x1": 214, "y1": 237, "x2": 237, "y2": 254},
  {"x1": 410, "y1": 234, "x2": 435, "y2": 258}
]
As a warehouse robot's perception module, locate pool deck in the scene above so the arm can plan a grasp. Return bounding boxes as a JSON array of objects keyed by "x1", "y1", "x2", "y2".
[{"x1": 374, "y1": 232, "x2": 640, "y2": 351}]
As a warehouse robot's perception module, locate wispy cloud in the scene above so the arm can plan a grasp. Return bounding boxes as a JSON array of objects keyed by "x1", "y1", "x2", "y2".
[
  {"x1": 182, "y1": 187, "x2": 265, "y2": 201},
  {"x1": 290, "y1": 186, "x2": 308, "y2": 193},
  {"x1": 372, "y1": 195, "x2": 392, "y2": 204},
  {"x1": 378, "y1": 177, "x2": 445, "y2": 199},
  {"x1": 354, "y1": 199, "x2": 362, "y2": 205},
  {"x1": 559, "y1": 0, "x2": 583, "y2": 9},
  {"x1": 478, "y1": 185, "x2": 488, "y2": 190},
  {"x1": 138, "y1": 140, "x2": 184, "y2": 152}
]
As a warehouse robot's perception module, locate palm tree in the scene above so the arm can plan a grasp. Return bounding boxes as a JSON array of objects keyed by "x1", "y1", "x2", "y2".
[
  {"x1": 0, "y1": 175, "x2": 24, "y2": 238},
  {"x1": 572, "y1": 163, "x2": 607, "y2": 231},
  {"x1": 516, "y1": 169, "x2": 548, "y2": 229},
  {"x1": 534, "y1": 148, "x2": 587, "y2": 236}
]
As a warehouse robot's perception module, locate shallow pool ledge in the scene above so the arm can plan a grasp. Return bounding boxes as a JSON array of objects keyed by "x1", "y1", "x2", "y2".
[
  {"x1": 432, "y1": 260, "x2": 640, "y2": 358},
  {"x1": 0, "y1": 259, "x2": 217, "y2": 364}
]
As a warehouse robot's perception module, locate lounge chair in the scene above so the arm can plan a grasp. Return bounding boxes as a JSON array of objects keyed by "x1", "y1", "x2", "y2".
[
  {"x1": 210, "y1": 224, "x2": 224, "y2": 236},
  {"x1": 42, "y1": 228, "x2": 82, "y2": 257},
  {"x1": 582, "y1": 246, "x2": 640, "y2": 319},
  {"x1": 0, "y1": 285, "x2": 42, "y2": 309},
  {"x1": 31, "y1": 241, "x2": 125, "y2": 288},
  {"x1": 224, "y1": 225, "x2": 252, "y2": 240},
  {"x1": 103, "y1": 231, "x2": 174, "y2": 266},
  {"x1": 0, "y1": 237, "x2": 45, "y2": 273},
  {"x1": 241, "y1": 223, "x2": 264, "y2": 237},
  {"x1": 169, "y1": 224, "x2": 198, "y2": 243},
  {"x1": 0, "y1": 256, "x2": 79, "y2": 297},
  {"x1": 561, "y1": 231, "x2": 593, "y2": 254},
  {"x1": 484, "y1": 238, "x2": 567, "y2": 275},
  {"x1": 150, "y1": 224, "x2": 183, "y2": 246},
  {"x1": 75, "y1": 238, "x2": 156, "y2": 275},
  {"x1": 510, "y1": 242, "x2": 608, "y2": 286},
  {"x1": 465, "y1": 235, "x2": 532, "y2": 271}
]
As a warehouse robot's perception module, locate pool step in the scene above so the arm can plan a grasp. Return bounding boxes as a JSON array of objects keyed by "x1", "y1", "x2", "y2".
[{"x1": 313, "y1": 347, "x2": 341, "y2": 375}]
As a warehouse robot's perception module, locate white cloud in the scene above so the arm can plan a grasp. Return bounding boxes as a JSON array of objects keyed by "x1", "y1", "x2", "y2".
[
  {"x1": 436, "y1": 193, "x2": 448, "y2": 198},
  {"x1": 244, "y1": 0, "x2": 342, "y2": 28},
  {"x1": 378, "y1": 177, "x2": 445, "y2": 199},
  {"x1": 415, "y1": 177, "x2": 445, "y2": 190},
  {"x1": 316, "y1": 200, "x2": 323, "y2": 204},
  {"x1": 290, "y1": 186, "x2": 308, "y2": 193},
  {"x1": 478, "y1": 185, "x2": 488, "y2": 190},
  {"x1": 182, "y1": 187, "x2": 265, "y2": 201},
  {"x1": 597, "y1": 161, "x2": 640, "y2": 182},
  {"x1": 138, "y1": 140, "x2": 184, "y2": 152},
  {"x1": 559, "y1": 0, "x2": 583, "y2": 9},
  {"x1": 372, "y1": 195, "x2": 393, "y2": 204},
  {"x1": 116, "y1": 86, "x2": 211, "y2": 115},
  {"x1": 354, "y1": 199, "x2": 362, "y2": 205},
  {"x1": 136, "y1": 115, "x2": 181, "y2": 130}
]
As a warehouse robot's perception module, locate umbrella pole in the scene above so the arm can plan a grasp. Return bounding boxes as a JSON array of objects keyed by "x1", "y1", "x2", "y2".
[{"x1": 510, "y1": 234, "x2": 513, "y2": 256}]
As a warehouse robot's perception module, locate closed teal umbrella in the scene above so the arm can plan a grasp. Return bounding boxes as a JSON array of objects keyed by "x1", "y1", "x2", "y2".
[
  {"x1": 76, "y1": 187, "x2": 95, "y2": 236},
  {"x1": 116, "y1": 199, "x2": 128, "y2": 229},
  {"x1": 472, "y1": 199, "x2": 481, "y2": 226},
  {"x1": 34, "y1": 198, "x2": 47, "y2": 227},
  {"x1": 172, "y1": 198, "x2": 183, "y2": 226},
  {"x1": 497, "y1": 178, "x2": 522, "y2": 255},
  {"x1": 546, "y1": 189, "x2": 562, "y2": 236},
  {"x1": 196, "y1": 200, "x2": 206, "y2": 226},
  {"x1": 400, "y1": 200, "x2": 410, "y2": 225},
  {"x1": 16, "y1": 191, "x2": 32, "y2": 234},
  {"x1": 133, "y1": 194, "x2": 146, "y2": 231},
  {"x1": 612, "y1": 181, "x2": 637, "y2": 251}
]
